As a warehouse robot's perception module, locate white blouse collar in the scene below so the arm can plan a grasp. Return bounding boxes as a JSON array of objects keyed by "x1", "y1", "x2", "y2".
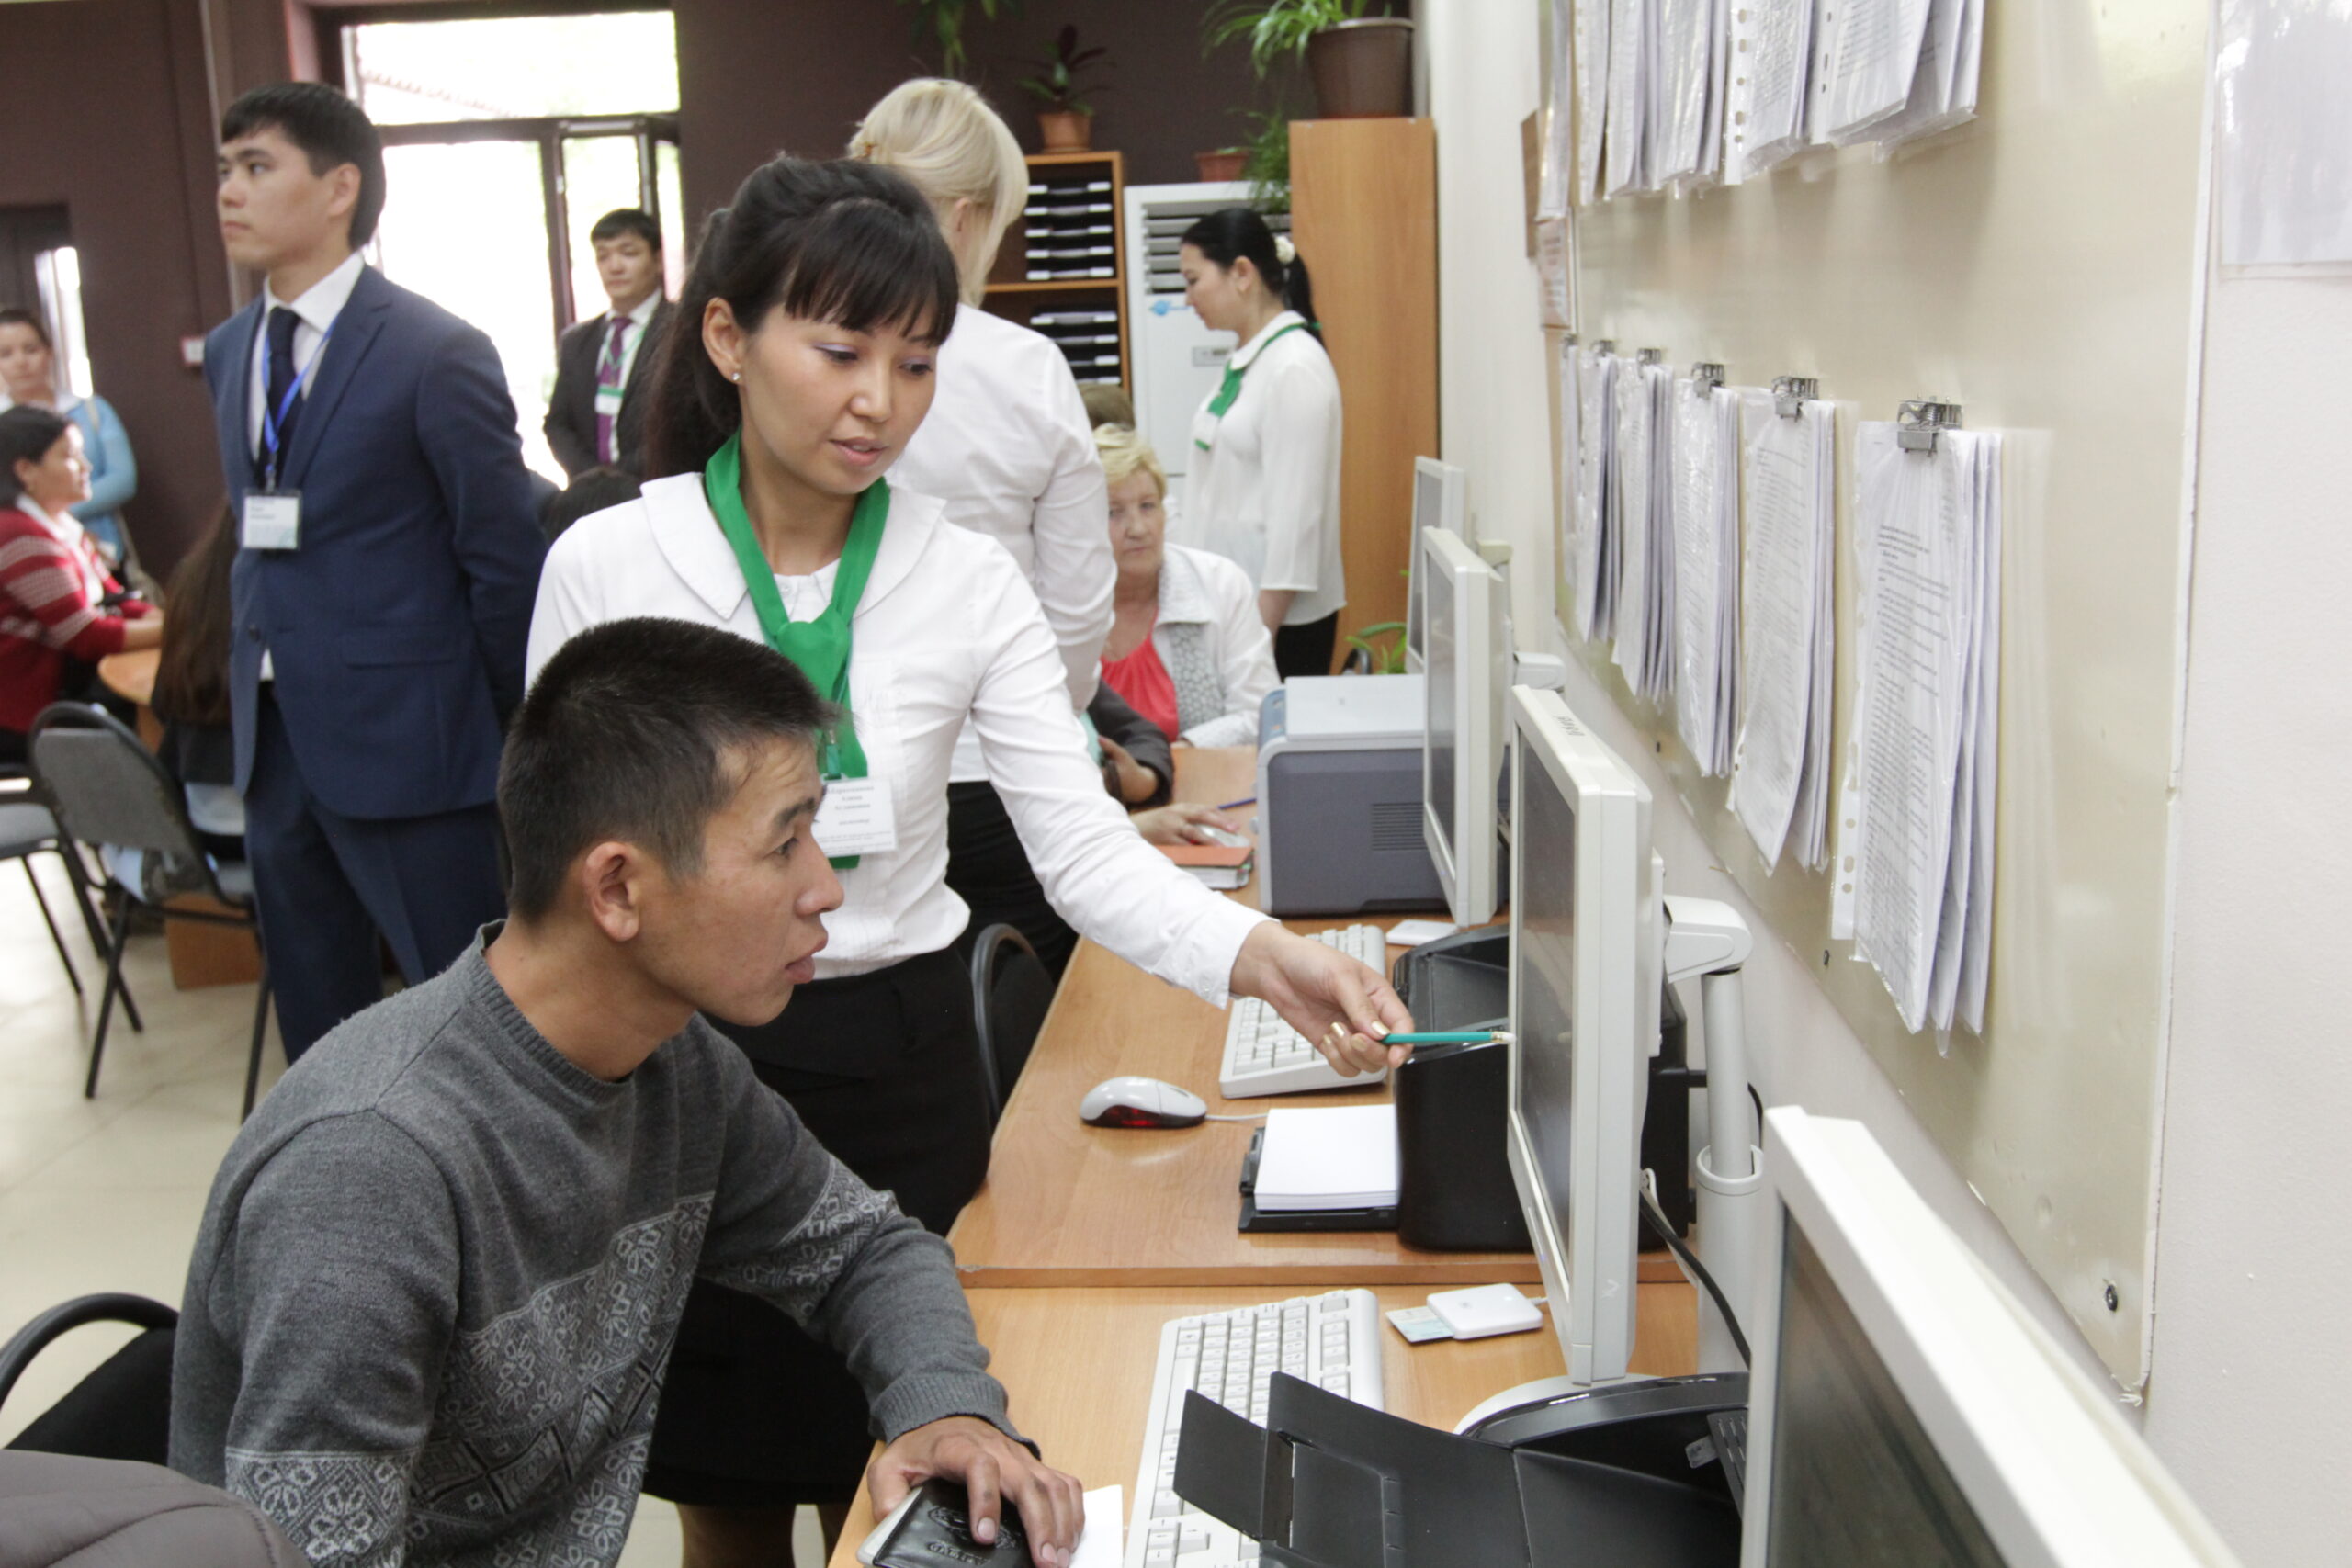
[
  {"x1": 642, "y1": 469, "x2": 943, "y2": 623},
  {"x1": 1230, "y1": 310, "x2": 1307, "y2": 371}
]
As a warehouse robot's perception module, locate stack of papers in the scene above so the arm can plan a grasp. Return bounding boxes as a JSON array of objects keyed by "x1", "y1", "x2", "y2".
[
  {"x1": 1611, "y1": 358, "x2": 1676, "y2": 700},
  {"x1": 1254, "y1": 1105, "x2": 1399, "y2": 1212},
  {"x1": 1603, "y1": 0, "x2": 1654, "y2": 196},
  {"x1": 1725, "y1": 0, "x2": 1818, "y2": 180},
  {"x1": 1573, "y1": 346, "x2": 1621, "y2": 642},
  {"x1": 1655, "y1": 0, "x2": 1729, "y2": 191},
  {"x1": 1670, "y1": 375, "x2": 1740, "y2": 774},
  {"x1": 1841, "y1": 421, "x2": 2002, "y2": 1033},
  {"x1": 1159, "y1": 841, "x2": 1252, "y2": 891},
  {"x1": 1730, "y1": 394, "x2": 1836, "y2": 870},
  {"x1": 1815, "y1": 0, "x2": 1983, "y2": 152}
]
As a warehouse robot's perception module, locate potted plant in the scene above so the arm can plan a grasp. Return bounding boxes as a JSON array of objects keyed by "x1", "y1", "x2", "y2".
[
  {"x1": 1020, "y1": 24, "x2": 1108, "y2": 152},
  {"x1": 1196, "y1": 147, "x2": 1249, "y2": 182},
  {"x1": 1204, "y1": 0, "x2": 1414, "y2": 120},
  {"x1": 897, "y1": 0, "x2": 1019, "y2": 80}
]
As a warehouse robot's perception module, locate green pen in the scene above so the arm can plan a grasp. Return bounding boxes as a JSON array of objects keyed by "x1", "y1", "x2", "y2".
[{"x1": 1381, "y1": 1029, "x2": 1514, "y2": 1046}]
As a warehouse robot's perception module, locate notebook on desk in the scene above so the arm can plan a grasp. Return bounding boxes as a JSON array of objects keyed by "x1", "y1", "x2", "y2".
[{"x1": 1238, "y1": 1105, "x2": 1400, "y2": 1233}]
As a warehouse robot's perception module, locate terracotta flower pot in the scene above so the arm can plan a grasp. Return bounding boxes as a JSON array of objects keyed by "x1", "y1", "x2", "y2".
[
  {"x1": 1037, "y1": 109, "x2": 1093, "y2": 152},
  {"x1": 1195, "y1": 149, "x2": 1249, "y2": 183},
  {"x1": 1306, "y1": 17, "x2": 1415, "y2": 118}
]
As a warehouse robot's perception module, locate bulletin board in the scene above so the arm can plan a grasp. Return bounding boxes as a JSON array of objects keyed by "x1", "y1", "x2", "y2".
[{"x1": 1548, "y1": 1, "x2": 2210, "y2": 1386}]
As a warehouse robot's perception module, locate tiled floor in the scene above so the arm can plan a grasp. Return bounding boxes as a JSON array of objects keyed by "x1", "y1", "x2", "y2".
[{"x1": 0, "y1": 849, "x2": 818, "y2": 1566}]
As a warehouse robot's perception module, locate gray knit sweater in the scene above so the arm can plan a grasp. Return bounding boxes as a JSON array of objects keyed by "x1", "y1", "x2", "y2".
[{"x1": 170, "y1": 937, "x2": 1013, "y2": 1568}]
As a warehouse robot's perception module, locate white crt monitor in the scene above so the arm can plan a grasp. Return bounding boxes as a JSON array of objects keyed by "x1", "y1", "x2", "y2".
[
  {"x1": 1421, "y1": 527, "x2": 1511, "y2": 928},
  {"x1": 1404, "y1": 457, "x2": 1468, "y2": 673},
  {"x1": 1747, "y1": 1108, "x2": 2242, "y2": 1568},
  {"x1": 1504, "y1": 685, "x2": 1661, "y2": 1387}
]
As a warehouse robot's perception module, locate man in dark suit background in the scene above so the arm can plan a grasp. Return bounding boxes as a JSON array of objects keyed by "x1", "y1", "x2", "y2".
[
  {"x1": 207, "y1": 83, "x2": 546, "y2": 1062},
  {"x1": 544, "y1": 208, "x2": 671, "y2": 479}
]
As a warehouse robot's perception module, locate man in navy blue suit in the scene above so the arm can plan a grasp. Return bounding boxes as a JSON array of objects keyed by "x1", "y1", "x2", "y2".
[{"x1": 206, "y1": 84, "x2": 547, "y2": 1062}]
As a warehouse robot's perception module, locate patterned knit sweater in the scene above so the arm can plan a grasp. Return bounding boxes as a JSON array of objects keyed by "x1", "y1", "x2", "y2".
[
  {"x1": 0, "y1": 501, "x2": 147, "y2": 733},
  {"x1": 170, "y1": 936, "x2": 1016, "y2": 1567}
]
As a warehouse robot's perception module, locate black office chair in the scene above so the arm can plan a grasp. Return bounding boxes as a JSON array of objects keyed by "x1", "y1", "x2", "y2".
[
  {"x1": 968, "y1": 922, "x2": 1057, "y2": 1124},
  {"x1": 28, "y1": 704, "x2": 274, "y2": 1117},
  {"x1": 0, "y1": 1294, "x2": 178, "y2": 1467},
  {"x1": 0, "y1": 789, "x2": 111, "y2": 1002}
]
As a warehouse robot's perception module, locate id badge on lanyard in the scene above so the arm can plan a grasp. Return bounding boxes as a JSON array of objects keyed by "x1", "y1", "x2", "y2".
[
  {"x1": 812, "y1": 773, "x2": 899, "y2": 859},
  {"x1": 242, "y1": 317, "x2": 333, "y2": 551}
]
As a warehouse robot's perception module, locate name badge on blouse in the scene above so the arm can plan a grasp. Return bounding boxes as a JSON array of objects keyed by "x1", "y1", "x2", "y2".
[
  {"x1": 241, "y1": 491, "x2": 302, "y2": 551},
  {"x1": 813, "y1": 776, "x2": 899, "y2": 860},
  {"x1": 1191, "y1": 405, "x2": 1223, "y2": 452}
]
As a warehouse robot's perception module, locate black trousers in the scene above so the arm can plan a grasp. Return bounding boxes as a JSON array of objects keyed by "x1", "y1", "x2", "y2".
[
  {"x1": 1272, "y1": 612, "x2": 1340, "y2": 680},
  {"x1": 642, "y1": 946, "x2": 992, "y2": 1507},
  {"x1": 943, "y1": 780, "x2": 1077, "y2": 980}
]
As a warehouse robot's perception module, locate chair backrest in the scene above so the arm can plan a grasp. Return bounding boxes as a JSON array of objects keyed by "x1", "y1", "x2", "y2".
[
  {"x1": 969, "y1": 923, "x2": 1055, "y2": 1123},
  {"x1": 28, "y1": 705, "x2": 205, "y2": 864}
]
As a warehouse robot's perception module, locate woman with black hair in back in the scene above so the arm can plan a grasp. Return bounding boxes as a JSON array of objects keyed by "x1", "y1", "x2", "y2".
[
  {"x1": 1177, "y1": 208, "x2": 1346, "y2": 678},
  {"x1": 526, "y1": 155, "x2": 1410, "y2": 1566}
]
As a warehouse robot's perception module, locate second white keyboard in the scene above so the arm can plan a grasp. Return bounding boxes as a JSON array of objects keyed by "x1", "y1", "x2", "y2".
[
  {"x1": 1217, "y1": 923, "x2": 1389, "y2": 1097},
  {"x1": 1124, "y1": 1289, "x2": 1387, "y2": 1568}
]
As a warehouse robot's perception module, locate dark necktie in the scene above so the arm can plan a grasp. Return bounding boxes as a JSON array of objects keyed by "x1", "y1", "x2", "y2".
[{"x1": 259, "y1": 305, "x2": 302, "y2": 479}]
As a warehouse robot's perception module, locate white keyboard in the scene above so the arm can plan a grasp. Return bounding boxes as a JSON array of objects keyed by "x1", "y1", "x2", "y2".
[
  {"x1": 1217, "y1": 923, "x2": 1389, "y2": 1097},
  {"x1": 1124, "y1": 1290, "x2": 1386, "y2": 1568}
]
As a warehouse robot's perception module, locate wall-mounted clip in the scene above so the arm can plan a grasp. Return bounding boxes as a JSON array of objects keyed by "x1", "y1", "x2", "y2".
[
  {"x1": 1690, "y1": 362, "x2": 1726, "y2": 394},
  {"x1": 1772, "y1": 376, "x2": 1819, "y2": 419},
  {"x1": 1896, "y1": 399, "x2": 1962, "y2": 452},
  {"x1": 1636, "y1": 347, "x2": 1665, "y2": 367},
  {"x1": 1562, "y1": 333, "x2": 1579, "y2": 348},
  {"x1": 1592, "y1": 338, "x2": 1617, "y2": 355}
]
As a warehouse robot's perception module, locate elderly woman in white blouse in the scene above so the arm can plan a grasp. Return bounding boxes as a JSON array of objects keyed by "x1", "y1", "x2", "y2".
[{"x1": 1094, "y1": 423, "x2": 1278, "y2": 749}]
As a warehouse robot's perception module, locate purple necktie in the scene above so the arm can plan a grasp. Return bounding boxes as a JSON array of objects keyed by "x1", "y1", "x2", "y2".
[{"x1": 594, "y1": 314, "x2": 630, "y2": 467}]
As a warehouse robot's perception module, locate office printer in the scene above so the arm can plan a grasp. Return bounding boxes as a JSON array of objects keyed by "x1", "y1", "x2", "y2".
[{"x1": 1256, "y1": 676, "x2": 1445, "y2": 917}]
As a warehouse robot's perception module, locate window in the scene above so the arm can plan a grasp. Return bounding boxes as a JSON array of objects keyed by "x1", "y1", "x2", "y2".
[{"x1": 341, "y1": 9, "x2": 683, "y2": 479}]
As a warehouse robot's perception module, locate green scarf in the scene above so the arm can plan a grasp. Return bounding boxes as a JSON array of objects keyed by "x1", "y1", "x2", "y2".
[
  {"x1": 704, "y1": 431, "x2": 888, "y2": 867},
  {"x1": 1195, "y1": 320, "x2": 1311, "y2": 448}
]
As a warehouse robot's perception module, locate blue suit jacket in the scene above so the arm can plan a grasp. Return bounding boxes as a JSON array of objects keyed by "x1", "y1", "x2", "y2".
[{"x1": 206, "y1": 267, "x2": 547, "y2": 821}]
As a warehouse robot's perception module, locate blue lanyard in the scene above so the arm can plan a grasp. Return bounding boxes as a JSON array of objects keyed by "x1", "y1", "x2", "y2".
[{"x1": 259, "y1": 317, "x2": 334, "y2": 490}]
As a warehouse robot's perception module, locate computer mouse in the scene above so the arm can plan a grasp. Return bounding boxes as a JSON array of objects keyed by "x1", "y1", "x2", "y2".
[{"x1": 1080, "y1": 1075, "x2": 1209, "y2": 1129}]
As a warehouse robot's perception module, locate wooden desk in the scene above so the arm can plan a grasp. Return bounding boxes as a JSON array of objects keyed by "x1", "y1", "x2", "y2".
[
  {"x1": 825, "y1": 1281, "x2": 1697, "y2": 1566},
  {"x1": 96, "y1": 647, "x2": 160, "y2": 747}
]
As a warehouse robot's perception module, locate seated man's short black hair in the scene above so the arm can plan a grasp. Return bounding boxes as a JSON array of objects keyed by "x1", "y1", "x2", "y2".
[
  {"x1": 590, "y1": 208, "x2": 663, "y2": 252},
  {"x1": 501, "y1": 618, "x2": 832, "y2": 920},
  {"x1": 220, "y1": 83, "x2": 387, "y2": 248}
]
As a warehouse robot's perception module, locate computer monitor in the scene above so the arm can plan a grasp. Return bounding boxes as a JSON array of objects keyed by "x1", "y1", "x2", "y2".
[
  {"x1": 1421, "y1": 527, "x2": 1510, "y2": 927},
  {"x1": 1504, "y1": 685, "x2": 1662, "y2": 1387},
  {"x1": 1404, "y1": 457, "x2": 1468, "y2": 673},
  {"x1": 1746, "y1": 1108, "x2": 2240, "y2": 1567}
]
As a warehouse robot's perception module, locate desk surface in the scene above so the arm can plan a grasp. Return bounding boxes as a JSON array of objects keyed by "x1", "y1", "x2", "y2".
[
  {"x1": 949, "y1": 748, "x2": 1672, "y2": 1290},
  {"x1": 96, "y1": 647, "x2": 157, "y2": 706},
  {"x1": 824, "y1": 1280, "x2": 1698, "y2": 1567}
]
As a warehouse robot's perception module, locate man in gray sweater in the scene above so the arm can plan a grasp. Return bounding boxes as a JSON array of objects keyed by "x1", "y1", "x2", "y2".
[{"x1": 170, "y1": 617, "x2": 1084, "y2": 1568}]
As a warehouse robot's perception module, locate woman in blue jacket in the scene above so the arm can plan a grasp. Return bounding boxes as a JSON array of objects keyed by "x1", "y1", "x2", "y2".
[{"x1": 0, "y1": 307, "x2": 137, "y2": 566}]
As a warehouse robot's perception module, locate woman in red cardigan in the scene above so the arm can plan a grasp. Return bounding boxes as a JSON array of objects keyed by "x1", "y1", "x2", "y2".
[{"x1": 0, "y1": 404, "x2": 160, "y2": 762}]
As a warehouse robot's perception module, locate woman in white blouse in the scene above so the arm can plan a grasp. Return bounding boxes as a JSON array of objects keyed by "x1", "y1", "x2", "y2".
[
  {"x1": 849, "y1": 78, "x2": 1114, "y2": 978},
  {"x1": 526, "y1": 155, "x2": 1409, "y2": 1568},
  {"x1": 1095, "y1": 423, "x2": 1277, "y2": 749},
  {"x1": 1178, "y1": 208, "x2": 1345, "y2": 678}
]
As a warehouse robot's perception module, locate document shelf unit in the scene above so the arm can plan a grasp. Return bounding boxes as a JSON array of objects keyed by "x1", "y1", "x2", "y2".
[{"x1": 984, "y1": 150, "x2": 1131, "y2": 394}]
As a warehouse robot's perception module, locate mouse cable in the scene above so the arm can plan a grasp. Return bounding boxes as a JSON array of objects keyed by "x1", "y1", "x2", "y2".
[
  {"x1": 1205, "y1": 1112, "x2": 1268, "y2": 1122},
  {"x1": 1640, "y1": 1186, "x2": 1750, "y2": 1367}
]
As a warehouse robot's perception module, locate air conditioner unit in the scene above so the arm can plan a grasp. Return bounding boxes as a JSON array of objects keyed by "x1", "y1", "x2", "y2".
[{"x1": 1122, "y1": 183, "x2": 1290, "y2": 491}]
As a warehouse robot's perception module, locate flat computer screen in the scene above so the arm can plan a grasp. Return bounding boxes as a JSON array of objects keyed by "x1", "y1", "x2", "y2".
[
  {"x1": 1510, "y1": 739, "x2": 1579, "y2": 1298},
  {"x1": 1406, "y1": 458, "x2": 1466, "y2": 671},
  {"x1": 1764, "y1": 1221, "x2": 2005, "y2": 1565},
  {"x1": 1425, "y1": 546, "x2": 1460, "y2": 866}
]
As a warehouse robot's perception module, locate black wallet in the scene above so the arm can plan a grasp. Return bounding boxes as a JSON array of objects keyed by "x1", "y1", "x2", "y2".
[{"x1": 858, "y1": 1478, "x2": 1034, "y2": 1568}]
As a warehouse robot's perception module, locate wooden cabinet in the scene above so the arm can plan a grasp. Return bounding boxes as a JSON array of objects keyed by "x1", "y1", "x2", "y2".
[
  {"x1": 1290, "y1": 118, "x2": 1439, "y2": 666},
  {"x1": 981, "y1": 149, "x2": 1130, "y2": 394}
]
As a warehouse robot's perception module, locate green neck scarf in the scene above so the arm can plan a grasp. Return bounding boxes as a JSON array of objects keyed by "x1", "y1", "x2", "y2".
[
  {"x1": 704, "y1": 431, "x2": 888, "y2": 864},
  {"x1": 1196, "y1": 320, "x2": 1311, "y2": 448}
]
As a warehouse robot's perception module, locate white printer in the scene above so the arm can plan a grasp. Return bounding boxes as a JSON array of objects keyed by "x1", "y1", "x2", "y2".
[{"x1": 1255, "y1": 675, "x2": 1445, "y2": 917}]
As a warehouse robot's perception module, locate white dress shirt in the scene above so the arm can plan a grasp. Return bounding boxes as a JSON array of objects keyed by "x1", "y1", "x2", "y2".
[
  {"x1": 1180, "y1": 310, "x2": 1346, "y2": 626},
  {"x1": 890, "y1": 303, "x2": 1114, "y2": 784},
  {"x1": 246, "y1": 249, "x2": 366, "y2": 453},
  {"x1": 526, "y1": 473, "x2": 1268, "y2": 998},
  {"x1": 599, "y1": 293, "x2": 658, "y2": 402}
]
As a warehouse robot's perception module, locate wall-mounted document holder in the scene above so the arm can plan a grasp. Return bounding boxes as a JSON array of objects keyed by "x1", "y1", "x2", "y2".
[
  {"x1": 1591, "y1": 338, "x2": 1617, "y2": 355},
  {"x1": 1895, "y1": 398, "x2": 1963, "y2": 451},
  {"x1": 1688, "y1": 362, "x2": 1725, "y2": 394},
  {"x1": 1171, "y1": 1372, "x2": 1744, "y2": 1568},
  {"x1": 1636, "y1": 347, "x2": 1666, "y2": 367},
  {"x1": 1770, "y1": 376, "x2": 1818, "y2": 418}
]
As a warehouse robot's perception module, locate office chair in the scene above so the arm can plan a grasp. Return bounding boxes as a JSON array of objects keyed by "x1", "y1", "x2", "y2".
[
  {"x1": 0, "y1": 1293, "x2": 177, "y2": 1467},
  {"x1": 968, "y1": 922, "x2": 1057, "y2": 1125},
  {"x1": 0, "y1": 788, "x2": 111, "y2": 1003},
  {"x1": 28, "y1": 704, "x2": 273, "y2": 1117}
]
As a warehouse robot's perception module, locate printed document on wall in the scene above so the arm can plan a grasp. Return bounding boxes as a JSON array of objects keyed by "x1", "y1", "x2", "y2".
[
  {"x1": 1670, "y1": 376, "x2": 1740, "y2": 773},
  {"x1": 1575, "y1": 0, "x2": 1612, "y2": 203},
  {"x1": 1556, "y1": 336, "x2": 1583, "y2": 626},
  {"x1": 2216, "y1": 0, "x2": 2352, "y2": 268},
  {"x1": 1846, "y1": 422, "x2": 2001, "y2": 1032},
  {"x1": 1814, "y1": 0, "x2": 1934, "y2": 145},
  {"x1": 1575, "y1": 348, "x2": 1622, "y2": 641},
  {"x1": 1729, "y1": 0, "x2": 1818, "y2": 179},
  {"x1": 1731, "y1": 393, "x2": 1834, "y2": 869},
  {"x1": 1612, "y1": 360, "x2": 1675, "y2": 697}
]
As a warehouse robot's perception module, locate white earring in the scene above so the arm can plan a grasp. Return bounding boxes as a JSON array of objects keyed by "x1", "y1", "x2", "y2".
[{"x1": 729, "y1": 370, "x2": 741, "y2": 383}]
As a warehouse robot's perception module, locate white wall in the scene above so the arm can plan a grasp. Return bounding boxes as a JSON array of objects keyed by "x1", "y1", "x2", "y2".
[
  {"x1": 2140, "y1": 266, "x2": 2352, "y2": 1564},
  {"x1": 1419, "y1": 2, "x2": 2352, "y2": 1561}
]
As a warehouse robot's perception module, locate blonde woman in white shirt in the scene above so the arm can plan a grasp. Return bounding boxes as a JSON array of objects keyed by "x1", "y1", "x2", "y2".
[
  {"x1": 1095, "y1": 423, "x2": 1277, "y2": 750},
  {"x1": 849, "y1": 77, "x2": 1114, "y2": 976},
  {"x1": 1178, "y1": 207, "x2": 1345, "y2": 678},
  {"x1": 525, "y1": 155, "x2": 1410, "y2": 1568}
]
